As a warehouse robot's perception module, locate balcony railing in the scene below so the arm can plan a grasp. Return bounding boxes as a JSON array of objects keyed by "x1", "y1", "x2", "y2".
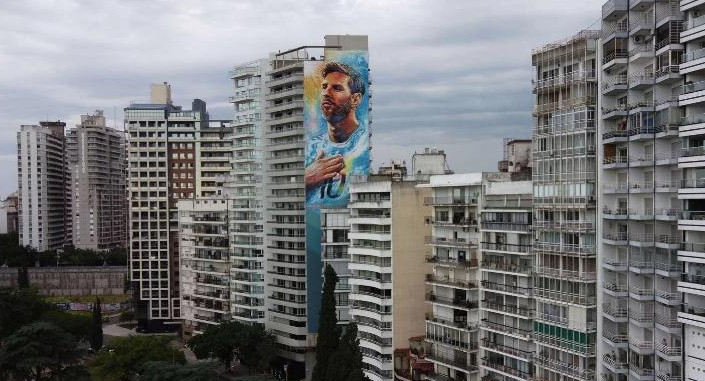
[
  {"x1": 480, "y1": 338, "x2": 533, "y2": 360},
  {"x1": 426, "y1": 352, "x2": 478, "y2": 372},
  {"x1": 532, "y1": 242, "x2": 596, "y2": 257},
  {"x1": 681, "y1": 79, "x2": 705, "y2": 95},
  {"x1": 424, "y1": 196, "x2": 478, "y2": 206},
  {"x1": 426, "y1": 274, "x2": 477, "y2": 289},
  {"x1": 535, "y1": 353, "x2": 595, "y2": 380},
  {"x1": 481, "y1": 280, "x2": 532, "y2": 295},
  {"x1": 426, "y1": 236, "x2": 478, "y2": 248},
  {"x1": 426, "y1": 312, "x2": 478, "y2": 331},
  {"x1": 602, "y1": 303, "x2": 628, "y2": 319},
  {"x1": 681, "y1": 273, "x2": 705, "y2": 285},
  {"x1": 480, "y1": 318, "x2": 532, "y2": 339},
  {"x1": 602, "y1": 50, "x2": 628, "y2": 64},
  {"x1": 656, "y1": 342, "x2": 682, "y2": 356},
  {"x1": 602, "y1": 330, "x2": 628, "y2": 345},
  {"x1": 480, "y1": 358, "x2": 531, "y2": 379},
  {"x1": 629, "y1": 362, "x2": 654, "y2": 377},
  {"x1": 426, "y1": 334, "x2": 478, "y2": 351},
  {"x1": 481, "y1": 260, "x2": 532, "y2": 275},
  {"x1": 602, "y1": 354, "x2": 628, "y2": 371},
  {"x1": 426, "y1": 293, "x2": 478, "y2": 310},
  {"x1": 425, "y1": 256, "x2": 478, "y2": 268},
  {"x1": 534, "y1": 288, "x2": 596, "y2": 306},
  {"x1": 481, "y1": 242, "x2": 531, "y2": 253},
  {"x1": 481, "y1": 300, "x2": 532, "y2": 317},
  {"x1": 535, "y1": 266, "x2": 596, "y2": 281}
]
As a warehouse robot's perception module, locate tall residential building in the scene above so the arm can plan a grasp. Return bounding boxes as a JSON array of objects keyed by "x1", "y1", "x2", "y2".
[
  {"x1": 198, "y1": 120, "x2": 233, "y2": 197},
  {"x1": 17, "y1": 121, "x2": 71, "y2": 251},
  {"x1": 423, "y1": 174, "x2": 482, "y2": 381},
  {"x1": 479, "y1": 176, "x2": 533, "y2": 381},
  {"x1": 599, "y1": 2, "x2": 684, "y2": 381},
  {"x1": 532, "y1": 31, "x2": 599, "y2": 381},
  {"x1": 66, "y1": 110, "x2": 127, "y2": 250},
  {"x1": 178, "y1": 198, "x2": 232, "y2": 337},
  {"x1": 262, "y1": 35, "x2": 369, "y2": 378},
  {"x1": 348, "y1": 173, "x2": 431, "y2": 381},
  {"x1": 227, "y1": 59, "x2": 267, "y2": 325},
  {"x1": 321, "y1": 206, "x2": 352, "y2": 325},
  {"x1": 675, "y1": 1, "x2": 705, "y2": 381},
  {"x1": 126, "y1": 83, "x2": 208, "y2": 328}
]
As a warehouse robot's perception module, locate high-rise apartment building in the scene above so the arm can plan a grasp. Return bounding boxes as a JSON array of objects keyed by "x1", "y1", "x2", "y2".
[
  {"x1": 17, "y1": 121, "x2": 71, "y2": 251},
  {"x1": 479, "y1": 176, "x2": 533, "y2": 381},
  {"x1": 675, "y1": 1, "x2": 705, "y2": 381},
  {"x1": 423, "y1": 174, "x2": 482, "y2": 381},
  {"x1": 532, "y1": 30, "x2": 599, "y2": 381},
  {"x1": 347, "y1": 172, "x2": 430, "y2": 381},
  {"x1": 66, "y1": 110, "x2": 127, "y2": 250},
  {"x1": 126, "y1": 83, "x2": 209, "y2": 328},
  {"x1": 598, "y1": 2, "x2": 685, "y2": 381},
  {"x1": 227, "y1": 59, "x2": 267, "y2": 325},
  {"x1": 321, "y1": 206, "x2": 352, "y2": 325},
  {"x1": 262, "y1": 35, "x2": 369, "y2": 378}
]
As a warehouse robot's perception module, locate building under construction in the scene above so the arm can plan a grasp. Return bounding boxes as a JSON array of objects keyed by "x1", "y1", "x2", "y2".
[{"x1": 531, "y1": 30, "x2": 600, "y2": 381}]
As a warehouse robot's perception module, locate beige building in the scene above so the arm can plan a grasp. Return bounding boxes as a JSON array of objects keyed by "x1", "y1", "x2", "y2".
[
  {"x1": 348, "y1": 173, "x2": 431, "y2": 381},
  {"x1": 66, "y1": 111, "x2": 127, "y2": 250}
]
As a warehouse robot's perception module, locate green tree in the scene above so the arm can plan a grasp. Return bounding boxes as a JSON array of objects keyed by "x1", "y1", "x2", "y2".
[
  {"x1": 89, "y1": 336, "x2": 185, "y2": 381},
  {"x1": 0, "y1": 288, "x2": 49, "y2": 340},
  {"x1": 237, "y1": 324, "x2": 276, "y2": 373},
  {"x1": 0, "y1": 322, "x2": 87, "y2": 381},
  {"x1": 188, "y1": 321, "x2": 242, "y2": 370},
  {"x1": 311, "y1": 265, "x2": 340, "y2": 381},
  {"x1": 137, "y1": 361, "x2": 225, "y2": 381},
  {"x1": 89, "y1": 297, "x2": 104, "y2": 350}
]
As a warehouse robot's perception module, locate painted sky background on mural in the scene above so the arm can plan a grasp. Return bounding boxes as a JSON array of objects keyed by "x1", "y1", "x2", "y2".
[{"x1": 0, "y1": 0, "x2": 605, "y2": 197}]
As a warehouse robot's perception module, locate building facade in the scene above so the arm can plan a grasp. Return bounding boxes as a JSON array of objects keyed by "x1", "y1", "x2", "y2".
[
  {"x1": 348, "y1": 174, "x2": 431, "y2": 381},
  {"x1": 227, "y1": 59, "x2": 267, "y2": 325},
  {"x1": 532, "y1": 30, "x2": 599, "y2": 381},
  {"x1": 599, "y1": 1, "x2": 685, "y2": 381},
  {"x1": 423, "y1": 173, "x2": 483, "y2": 381},
  {"x1": 0, "y1": 192, "x2": 19, "y2": 234},
  {"x1": 126, "y1": 83, "x2": 208, "y2": 327},
  {"x1": 479, "y1": 176, "x2": 534, "y2": 381},
  {"x1": 17, "y1": 121, "x2": 71, "y2": 251},
  {"x1": 676, "y1": 1, "x2": 705, "y2": 381},
  {"x1": 66, "y1": 110, "x2": 127, "y2": 250}
]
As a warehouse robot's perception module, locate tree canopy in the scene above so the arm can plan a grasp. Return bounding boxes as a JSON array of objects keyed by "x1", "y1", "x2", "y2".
[
  {"x1": 89, "y1": 336, "x2": 185, "y2": 381},
  {"x1": 137, "y1": 361, "x2": 225, "y2": 381},
  {"x1": 0, "y1": 321, "x2": 89, "y2": 381},
  {"x1": 187, "y1": 321, "x2": 276, "y2": 373}
]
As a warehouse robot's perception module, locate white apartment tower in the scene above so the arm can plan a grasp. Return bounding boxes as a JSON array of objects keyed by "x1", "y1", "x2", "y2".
[
  {"x1": 263, "y1": 35, "x2": 369, "y2": 379},
  {"x1": 599, "y1": 1, "x2": 685, "y2": 381},
  {"x1": 479, "y1": 176, "x2": 534, "y2": 381},
  {"x1": 348, "y1": 173, "x2": 430, "y2": 381},
  {"x1": 126, "y1": 83, "x2": 209, "y2": 328},
  {"x1": 532, "y1": 31, "x2": 600, "y2": 381},
  {"x1": 66, "y1": 110, "x2": 127, "y2": 250},
  {"x1": 675, "y1": 1, "x2": 705, "y2": 381},
  {"x1": 227, "y1": 59, "x2": 267, "y2": 324},
  {"x1": 17, "y1": 121, "x2": 71, "y2": 251},
  {"x1": 423, "y1": 174, "x2": 482, "y2": 381}
]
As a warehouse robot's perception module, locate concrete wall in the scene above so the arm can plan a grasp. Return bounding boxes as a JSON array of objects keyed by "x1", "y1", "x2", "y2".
[
  {"x1": 391, "y1": 181, "x2": 432, "y2": 350},
  {"x1": 0, "y1": 266, "x2": 127, "y2": 296}
]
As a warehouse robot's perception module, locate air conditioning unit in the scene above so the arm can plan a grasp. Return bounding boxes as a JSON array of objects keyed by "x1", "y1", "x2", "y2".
[{"x1": 634, "y1": 35, "x2": 643, "y2": 43}]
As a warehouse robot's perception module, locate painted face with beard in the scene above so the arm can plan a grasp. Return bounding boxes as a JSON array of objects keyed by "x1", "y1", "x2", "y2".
[{"x1": 320, "y1": 71, "x2": 355, "y2": 125}]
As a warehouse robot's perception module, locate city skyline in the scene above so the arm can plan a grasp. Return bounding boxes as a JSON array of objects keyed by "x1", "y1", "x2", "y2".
[{"x1": 0, "y1": 0, "x2": 605, "y2": 197}]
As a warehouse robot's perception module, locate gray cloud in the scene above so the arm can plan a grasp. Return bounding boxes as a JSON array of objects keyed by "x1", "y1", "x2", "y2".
[{"x1": 0, "y1": 0, "x2": 604, "y2": 197}]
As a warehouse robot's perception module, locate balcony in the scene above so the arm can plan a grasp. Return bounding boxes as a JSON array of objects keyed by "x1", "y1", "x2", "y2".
[
  {"x1": 534, "y1": 287, "x2": 596, "y2": 306},
  {"x1": 602, "y1": 129, "x2": 629, "y2": 143},
  {"x1": 601, "y1": 353, "x2": 628, "y2": 373},
  {"x1": 480, "y1": 280, "x2": 532, "y2": 296},
  {"x1": 481, "y1": 260, "x2": 532, "y2": 275},
  {"x1": 425, "y1": 256, "x2": 478, "y2": 269},
  {"x1": 534, "y1": 353, "x2": 595, "y2": 380},
  {"x1": 480, "y1": 338, "x2": 532, "y2": 361},
  {"x1": 481, "y1": 242, "x2": 531, "y2": 254},
  {"x1": 602, "y1": 330, "x2": 628, "y2": 347},
  {"x1": 628, "y1": 43, "x2": 654, "y2": 63},
  {"x1": 532, "y1": 242, "x2": 596, "y2": 257},
  {"x1": 602, "y1": 0, "x2": 628, "y2": 20},
  {"x1": 602, "y1": 281, "x2": 628, "y2": 296},
  {"x1": 426, "y1": 352, "x2": 478, "y2": 373},
  {"x1": 601, "y1": 74, "x2": 628, "y2": 95},
  {"x1": 535, "y1": 266, "x2": 596, "y2": 281},
  {"x1": 426, "y1": 312, "x2": 478, "y2": 332},
  {"x1": 480, "y1": 221, "x2": 530, "y2": 232},
  {"x1": 679, "y1": 79, "x2": 705, "y2": 105},
  {"x1": 602, "y1": 303, "x2": 628, "y2": 321},
  {"x1": 426, "y1": 293, "x2": 478, "y2": 310},
  {"x1": 426, "y1": 334, "x2": 478, "y2": 352},
  {"x1": 682, "y1": 46, "x2": 705, "y2": 75},
  {"x1": 655, "y1": 342, "x2": 682, "y2": 357},
  {"x1": 601, "y1": 104, "x2": 628, "y2": 120},
  {"x1": 481, "y1": 300, "x2": 532, "y2": 317},
  {"x1": 628, "y1": 362, "x2": 654, "y2": 379},
  {"x1": 426, "y1": 236, "x2": 478, "y2": 249},
  {"x1": 426, "y1": 274, "x2": 478, "y2": 289},
  {"x1": 480, "y1": 358, "x2": 532, "y2": 380},
  {"x1": 682, "y1": 13, "x2": 705, "y2": 43},
  {"x1": 480, "y1": 319, "x2": 532, "y2": 340},
  {"x1": 424, "y1": 196, "x2": 478, "y2": 206},
  {"x1": 603, "y1": 155, "x2": 628, "y2": 168}
]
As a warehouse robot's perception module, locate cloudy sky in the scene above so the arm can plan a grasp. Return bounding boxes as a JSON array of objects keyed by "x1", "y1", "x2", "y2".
[{"x1": 0, "y1": 0, "x2": 604, "y2": 198}]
